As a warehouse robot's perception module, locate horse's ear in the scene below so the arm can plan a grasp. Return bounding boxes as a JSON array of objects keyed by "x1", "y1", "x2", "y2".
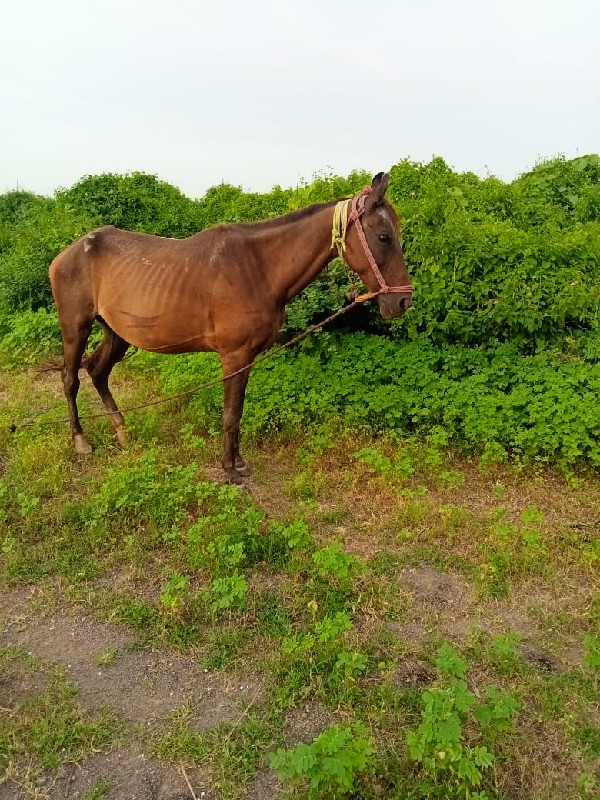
[{"x1": 366, "y1": 172, "x2": 389, "y2": 209}]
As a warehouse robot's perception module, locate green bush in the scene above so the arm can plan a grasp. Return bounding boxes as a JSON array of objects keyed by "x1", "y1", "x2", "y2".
[
  {"x1": 0, "y1": 308, "x2": 63, "y2": 364},
  {"x1": 1, "y1": 156, "x2": 600, "y2": 470},
  {"x1": 0, "y1": 199, "x2": 93, "y2": 311},
  {"x1": 56, "y1": 172, "x2": 203, "y2": 237},
  {"x1": 388, "y1": 156, "x2": 600, "y2": 347},
  {"x1": 270, "y1": 722, "x2": 374, "y2": 798},
  {"x1": 406, "y1": 644, "x2": 518, "y2": 799}
]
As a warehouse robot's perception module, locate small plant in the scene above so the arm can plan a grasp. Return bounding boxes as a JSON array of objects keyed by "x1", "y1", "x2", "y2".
[
  {"x1": 288, "y1": 469, "x2": 326, "y2": 500},
  {"x1": 206, "y1": 572, "x2": 248, "y2": 614},
  {"x1": 117, "y1": 599, "x2": 160, "y2": 634},
  {"x1": 277, "y1": 612, "x2": 360, "y2": 702},
  {"x1": 520, "y1": 505, "x2": 544, "y2": 525},
  {"x1": 582, "y1": 635, "x2": 600, "y2": 671},
  {"x1": 17, "y1": 491, "x2": 39, "y2": 518},
  {"x1": 435, "y1": 642, "x2": 468, "y2": 677},
  {"x1": 279, "y1": 518, "x2": 312, "y2": 550},
  {"x1": 406, "y1": 644, "x2": 518, "y2": 799},
  {"x1": 487, "y1": 632, "x2": 522, "y2": 673},
  {"x1": 353, "y1": 445, "x2": 393, "y2": 474},
  {"x1": 89, "y1": 454, "x2": 199, "y2": 530},
  {"x1": 160, "y1": 571, "x2": 190, "y2": 614},
  {"x1": 394, "y1": 450, "x2": 415, "y2": 478},
  {"x1": 206, "y1": 538, "x2": 246, "y2": 571},
  {"x1": 185, "y1": 499, "x2": 264, "y2": 574},
  {"x1": 93, "y1": 648, "x2": 118, "y2": 668},
  {"x1": 269, "y1": 722, "x2": 374, "y2": 798},
  {"x1": 329, "y1": 649, "x2": 368, "y2": 686},
  {"x1": 438, "y1": 469, "x2": 465, "y2": 487},
  {"x1": 297, "y1": 429, "x2": 335, "y2": 465},
  {"x1": 314, "y1": 612, "x2": 353, "y2": 643},
  {"x1": 353, "y1": 444, "x2": 414, "y2": 481},
  {"x1": 266, "y1": 518, "x2": 312, "y2": 561},
  {"x1": 578, "y1": 771, "x2": 598, "y2": 797},
  {"x1": 311, "y1": 541, "x2": 361, "y2": 580},
  {"x1": 81, "y1": 779, "x2": 111, "y2": 800}
]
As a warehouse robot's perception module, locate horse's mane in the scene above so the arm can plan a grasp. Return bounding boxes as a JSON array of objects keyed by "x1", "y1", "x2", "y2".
[
  {"x1": 238, "y1": 199, "x2": 338, "y2": 230},
  {"x1": 231, "y1": 196, "x2": 400, "y2": 232}
]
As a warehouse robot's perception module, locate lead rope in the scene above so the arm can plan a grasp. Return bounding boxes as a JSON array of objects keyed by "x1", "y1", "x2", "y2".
[{"x1": 10, "y1": 294, "x2": 374, "y2": 431}]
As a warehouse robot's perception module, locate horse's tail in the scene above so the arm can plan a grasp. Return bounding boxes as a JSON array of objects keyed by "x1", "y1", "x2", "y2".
[
  {"x1": 37, "y1": 354, "x2": 97, "y2": 375},
  {"x1": 36, "y1": 357, "x2": 63, "y2": 374}
]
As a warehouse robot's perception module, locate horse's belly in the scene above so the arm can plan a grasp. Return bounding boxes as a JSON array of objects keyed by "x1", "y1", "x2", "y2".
[{"x1": 100, "y1": 305, "x2": 214, "y2": 354}]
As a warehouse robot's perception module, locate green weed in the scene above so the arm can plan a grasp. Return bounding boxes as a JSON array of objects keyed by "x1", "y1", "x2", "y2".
[
  {"x1": 406, "y1": 644, "x2": 519, "y2": 799},
  {"x1": 270, "y1": 722, "x2": 374, "y2": 799}
]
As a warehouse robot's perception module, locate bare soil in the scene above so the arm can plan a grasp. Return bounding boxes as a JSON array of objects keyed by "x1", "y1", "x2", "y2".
[
  {"x1": 3, "y1": 553, "x2": 591, "y2": 800},
  {"x1": 0, "y1": 587, "x2": 257, "y2": 800}
]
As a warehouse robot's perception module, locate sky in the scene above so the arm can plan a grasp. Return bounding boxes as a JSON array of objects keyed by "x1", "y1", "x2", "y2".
[{"x1": 1, "y1": 0, "x2": 598, "y2": 199}]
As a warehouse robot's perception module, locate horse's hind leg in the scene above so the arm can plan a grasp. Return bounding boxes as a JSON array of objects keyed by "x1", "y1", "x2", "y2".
[
  {"x1": 85, "y1": 321, "x2": 129, "y2": 444},
  {"x1": 61, "y1": 319, "x2": 93, "y2": 455}
]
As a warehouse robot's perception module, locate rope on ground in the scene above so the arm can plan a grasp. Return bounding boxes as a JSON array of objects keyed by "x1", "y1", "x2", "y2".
[{"x1": 10, "y1": 295, "x2": 371, "y2": 432}]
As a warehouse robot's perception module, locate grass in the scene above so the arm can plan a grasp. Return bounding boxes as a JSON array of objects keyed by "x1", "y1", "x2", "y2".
[
  {"x1": 1, "y1": 354, "x2": 599, "y2": 799},
  {"x1": 0, "y1": 648, "x2": 121, "y2": 789}
]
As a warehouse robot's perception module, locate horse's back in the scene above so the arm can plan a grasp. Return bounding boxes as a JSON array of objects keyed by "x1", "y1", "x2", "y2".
[{"x1": 49, "y1": 223, "x2": 274, "y2": 354}]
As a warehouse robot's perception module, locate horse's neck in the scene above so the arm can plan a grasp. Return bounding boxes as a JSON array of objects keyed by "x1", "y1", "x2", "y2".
[{"x1": 253, "y1": 205, "x2": 336, "y2": 303}]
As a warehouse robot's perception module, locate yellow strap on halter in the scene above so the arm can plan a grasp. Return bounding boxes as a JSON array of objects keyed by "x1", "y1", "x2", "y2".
[{"x1": 331, "y1": 199, "x2": 351, "y2": 259}]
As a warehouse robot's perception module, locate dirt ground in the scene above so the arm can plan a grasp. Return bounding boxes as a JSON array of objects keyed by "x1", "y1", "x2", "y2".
[
  {"x1": 2, "y1": 556, "x2": 590, "y2": 799},
  {"x1": 1, "y1": 586, "x2": 342, "y2": 800}
]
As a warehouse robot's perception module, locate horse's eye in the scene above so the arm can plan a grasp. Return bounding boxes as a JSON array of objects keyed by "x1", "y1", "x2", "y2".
[{"x1": 378, "y1": 233, "x2": 391, "y2": 244}]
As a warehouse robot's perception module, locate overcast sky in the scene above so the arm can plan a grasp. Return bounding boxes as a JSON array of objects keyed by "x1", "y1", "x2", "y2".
[{"x1": 1, "y1": 0, "x2": 598, "y2": 199}]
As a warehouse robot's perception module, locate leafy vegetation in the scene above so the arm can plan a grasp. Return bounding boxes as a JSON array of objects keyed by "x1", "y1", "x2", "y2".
[
  {"x1": 406, "y1": 644, "x2": 519, "y2": 799},
  {"x1": 269, "y1": 722, "x2": 375, "y2": 798},
  {"x1": 1, "y1": 155, "x2": 599, "y2": 345},
  {"x1": 1, "y1": 154, "x2": 599, "y2": 468},
  {"x1": 0, "y1": 649, "x2": 120, "y2": 780}
]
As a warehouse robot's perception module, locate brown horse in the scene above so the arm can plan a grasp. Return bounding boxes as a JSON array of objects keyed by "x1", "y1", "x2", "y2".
[{"x1": 49, "y1": 172, "x2": 412, "y2": 482}]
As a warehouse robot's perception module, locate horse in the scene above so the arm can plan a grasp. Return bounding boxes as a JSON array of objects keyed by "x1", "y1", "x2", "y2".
[{"x1": 49, "y1": 172, "x2": 412, "y2": 483}]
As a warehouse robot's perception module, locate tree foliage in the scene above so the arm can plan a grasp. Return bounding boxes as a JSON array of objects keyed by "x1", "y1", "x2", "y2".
[{"x1": 0, "y1": 156, "x2": 598, "y2": 347}]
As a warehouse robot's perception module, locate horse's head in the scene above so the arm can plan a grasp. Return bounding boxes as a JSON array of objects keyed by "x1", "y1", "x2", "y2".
[{"x1": 339, "y1": 173, "x2": 412, "y2": 320}]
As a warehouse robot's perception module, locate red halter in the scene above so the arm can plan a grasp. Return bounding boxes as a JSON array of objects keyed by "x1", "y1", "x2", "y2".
[{"x1": 347, "y1": 187, "x2": 413, "y2": 302}]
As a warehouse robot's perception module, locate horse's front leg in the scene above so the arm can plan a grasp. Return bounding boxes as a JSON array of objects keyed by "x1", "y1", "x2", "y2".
[{"x1": 220, "y1": 360, "x2": 252, "y2": 484}]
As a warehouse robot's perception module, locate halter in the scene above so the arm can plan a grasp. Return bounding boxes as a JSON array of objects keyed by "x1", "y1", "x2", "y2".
[{"x1": 331, "y1": 187, "x2": 413, "y2": 302}]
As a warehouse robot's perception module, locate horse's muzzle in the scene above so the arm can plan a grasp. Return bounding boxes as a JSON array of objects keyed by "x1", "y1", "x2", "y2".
[{"x1": 378, "y1": 292, "x2": 412, "y2": 320}]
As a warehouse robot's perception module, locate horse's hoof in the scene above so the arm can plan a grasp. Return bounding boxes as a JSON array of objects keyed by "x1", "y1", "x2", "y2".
[
  {"x1": 74, "y1": 434, "x2": 93, "y2": 455},
  {"x1": 235, "y1": 463, "x2": 251, "y2": 477},
  {"x1": 223, "y1": 467, "x2": 245, "y2": 485}
]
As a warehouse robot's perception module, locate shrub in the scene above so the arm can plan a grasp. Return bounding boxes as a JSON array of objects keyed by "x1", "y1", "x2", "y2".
[
  {"x1": 56, "y1": 172, "x2": 203, "y2": 237},
  {"x1": 406, "y1": 644, "x2": 519, "y2": 799},
  {"x1": 3, "y1": 155, "x2": 598, "y2": 347},
  {"x1": 0, "y1": 199, "x2": 94, "y2": 311}
]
